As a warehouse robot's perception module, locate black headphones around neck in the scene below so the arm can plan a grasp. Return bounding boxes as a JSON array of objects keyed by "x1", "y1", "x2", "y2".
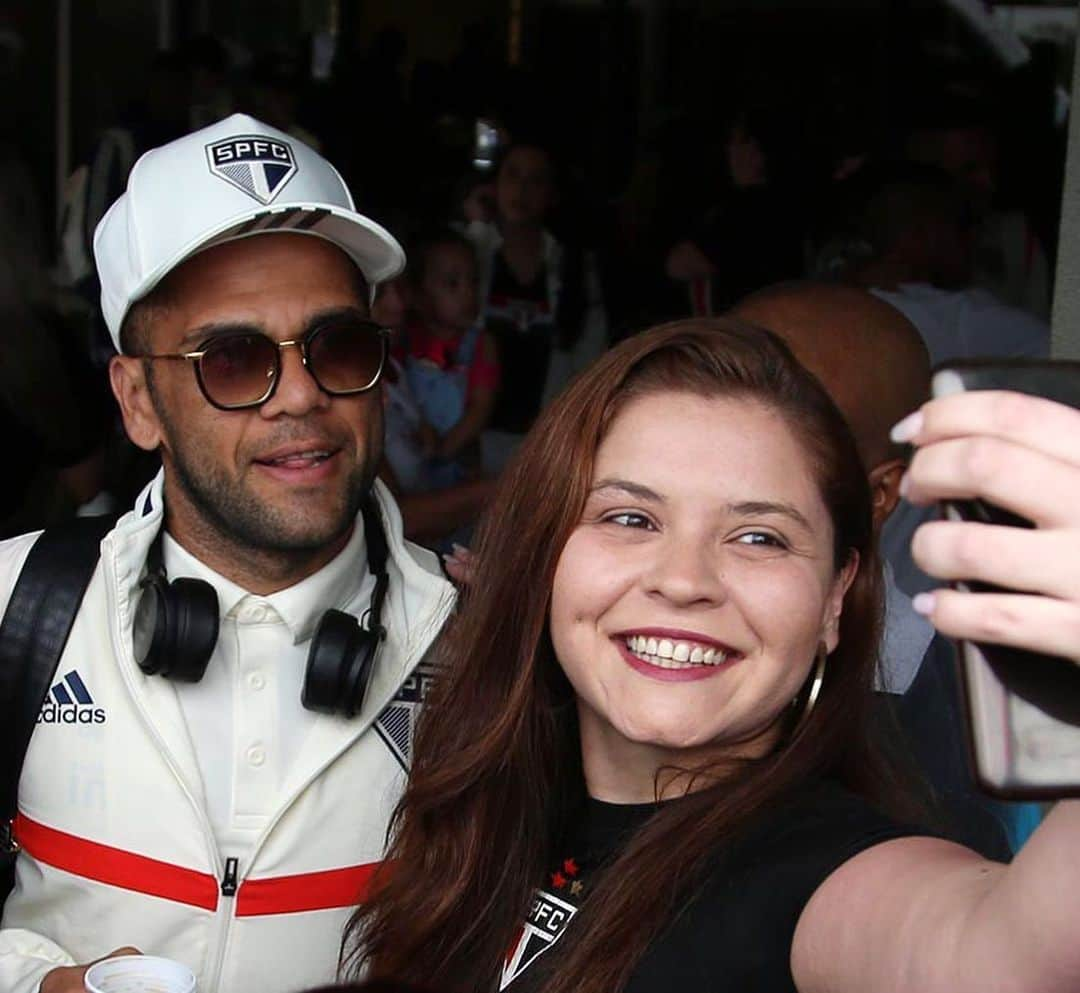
[{"x1": 132, "y1": 497, "x2": 390, "y2": 719}]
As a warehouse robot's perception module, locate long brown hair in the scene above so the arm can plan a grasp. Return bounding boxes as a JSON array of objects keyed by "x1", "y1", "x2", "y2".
[{"x1": 345, "y1": 319, "x2": 907, "y2": 993}]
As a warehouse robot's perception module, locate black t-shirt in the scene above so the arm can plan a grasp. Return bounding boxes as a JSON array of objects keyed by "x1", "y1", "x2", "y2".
[
  {"x1": 501, "y1": 780, "x2": 920, "y2": 993},
  {"x1": 484, "y1": 251, "x2": 555, "y2": 434}
]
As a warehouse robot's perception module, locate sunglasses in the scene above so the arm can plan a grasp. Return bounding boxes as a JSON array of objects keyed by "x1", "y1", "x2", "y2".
[{"x1": 141, "y1": 316, "x2": 390, "y2": 410}]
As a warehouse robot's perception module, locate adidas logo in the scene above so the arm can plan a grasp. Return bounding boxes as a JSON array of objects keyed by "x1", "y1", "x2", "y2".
[{"x1": 37, "y1": 670, "x2": 106, "y2": 725}]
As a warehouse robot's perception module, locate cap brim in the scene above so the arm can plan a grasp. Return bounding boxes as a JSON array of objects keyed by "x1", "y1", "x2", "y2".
[{"x1": 128, "y1": 202, "x2": 404, "y2": 314}]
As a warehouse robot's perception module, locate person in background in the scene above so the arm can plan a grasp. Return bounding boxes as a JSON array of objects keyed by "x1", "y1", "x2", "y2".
[
  {"x1": 341, "y1": 319, "x2": 1080, "y2": 993},
  {"x1": 398, "y1": 229, "x2": 498, "y2": 490},
  {"x1": 816, "y1": 162, "x2": 1050, "y2": 597},
  {"x1": 905, "y1": 106, "x2": 1051, "y2": 320},
  {"x1": 466, "y1": 140, "x2": 607, "y2": 473},
  {"x1": 663, "y1": 112, "x2": 805, "y2": 316},
  {"x1": 820, "y1": 161, "x2": 1049, "y2": 369},
  {"x1": 375, "y1": 276, "x2": 496, "y2": 552},
  {"x1": 378, "y1": 276, "x2": 430, "y2": 498},
  {"x1": 734, "y1": 281, "x2": 1017, "y2": 856}
]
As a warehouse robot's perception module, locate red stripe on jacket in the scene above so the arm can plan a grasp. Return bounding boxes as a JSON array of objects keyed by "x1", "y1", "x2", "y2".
[
  {"x1": 14, "y1": 813, "x2": 379, "y2": 916},
  {"x1": 13, "y1": 813, "x2": 219, "y2": 911},
  {"x1": 236, "y1": 863, "x2": 379, "y2": 916}
]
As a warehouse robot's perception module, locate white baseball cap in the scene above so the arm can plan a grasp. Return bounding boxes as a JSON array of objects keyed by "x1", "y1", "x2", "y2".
[{"x1": 94, "y1": 113, "x2": 405, "y2": 351}]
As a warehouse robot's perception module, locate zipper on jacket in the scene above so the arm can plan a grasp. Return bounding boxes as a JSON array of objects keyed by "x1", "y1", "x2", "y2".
[
  {"x1": 207, "y1": 858, "x2": 239, "y2": 992},
  {"x1": 220, "y1": 857, "x2": 239, "y2": 897}
]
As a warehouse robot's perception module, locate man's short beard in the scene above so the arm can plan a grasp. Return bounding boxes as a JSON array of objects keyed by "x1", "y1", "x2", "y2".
[
  {"x1": 148, "y1": 371, "x2": 379, "y2": 556},
  {"x1": 169, "y1": 439, "x2": 374, "y2": 555}
]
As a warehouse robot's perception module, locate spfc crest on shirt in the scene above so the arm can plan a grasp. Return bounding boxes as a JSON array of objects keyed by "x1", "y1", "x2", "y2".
[
  {"x1": 375, "y1": 660, "x2": 437, "y2": 770},
  {"x1": 500, "y1": 889, "x2": 578, "y2": 990},
  {"x1": 206, "y1": 135, "x2": 297, "y2": 204}
]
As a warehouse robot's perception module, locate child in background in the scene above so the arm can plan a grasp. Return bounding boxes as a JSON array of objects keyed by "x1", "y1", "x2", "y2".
[
  {"x1": 375, "y1": 277, "x2": 496, "y2": 552},
  {"x1": 399, "y1": 229, "x2": 499, "y2": 489},
  {"x1": 375, "y1": 276, "x2": 429, "y2": 496}
]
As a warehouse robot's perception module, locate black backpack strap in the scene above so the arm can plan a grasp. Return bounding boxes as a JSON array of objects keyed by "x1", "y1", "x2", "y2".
[{"x1": 0, "y1": 514, "x2": 114, "y2": 856}]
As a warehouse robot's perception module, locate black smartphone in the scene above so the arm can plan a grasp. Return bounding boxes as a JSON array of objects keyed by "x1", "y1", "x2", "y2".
[{"x1": 931, "y1": 359, "x2": 1080, "y2": 799}]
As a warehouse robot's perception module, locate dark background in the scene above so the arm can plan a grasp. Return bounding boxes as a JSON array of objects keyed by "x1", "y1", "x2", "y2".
[
  {"x1": 0, "y1": 0, "x2": 1074, "y2": 536},
  {"x1": 3, "y1": 1, "x2": 1075, "y2": 255}
]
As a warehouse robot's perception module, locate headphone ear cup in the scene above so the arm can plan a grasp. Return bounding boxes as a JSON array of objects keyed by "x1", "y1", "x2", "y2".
[
  {"x1": 340, "y1": 629, "x2": 378, "y2": 720},
  {"x1": 164, "y1": 578, "x2": 220, "y2": 682},
  {"x1": 134, "y1": 574, "x2": 170, "y2": 676},
  {"x1": 302, "y1": 609, "x2": 377, "y2": 717},
  {"x1": 134, "y1": 575, "x2": 218, "y2": 680}
]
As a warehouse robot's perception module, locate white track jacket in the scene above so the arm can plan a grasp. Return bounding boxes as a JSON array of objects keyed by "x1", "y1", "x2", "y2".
[{"x1": 0, "y1": 475, "x2": 455, "y2": 993}]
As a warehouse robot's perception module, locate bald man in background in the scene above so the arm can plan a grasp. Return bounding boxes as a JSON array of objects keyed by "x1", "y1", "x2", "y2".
[
  {"x1": 733, "y1": 282, "x2": 1015, "y2": 859},
  {"x1": 734, "y1": 281, "x2": 931, "y2": 596}
]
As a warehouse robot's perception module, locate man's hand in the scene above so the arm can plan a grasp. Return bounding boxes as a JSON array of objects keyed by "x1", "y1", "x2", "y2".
[{"x1": 40, "y1": 947, "x2": 141, "y2": 993}]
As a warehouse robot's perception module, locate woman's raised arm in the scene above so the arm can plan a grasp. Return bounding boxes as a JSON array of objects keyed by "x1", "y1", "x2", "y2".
[{"x1": 793, "y1": 388, "x2": 1080, "y2": 993}]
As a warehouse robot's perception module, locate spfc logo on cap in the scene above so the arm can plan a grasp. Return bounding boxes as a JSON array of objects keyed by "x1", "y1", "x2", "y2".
[{"x1": 206, "y1": 135, "x2": 297, "y2": 205}]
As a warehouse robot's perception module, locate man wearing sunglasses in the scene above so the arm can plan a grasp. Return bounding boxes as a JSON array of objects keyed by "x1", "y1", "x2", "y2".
[{"x1": 0, "y1": 115, "x2": 455, "y2": 993}]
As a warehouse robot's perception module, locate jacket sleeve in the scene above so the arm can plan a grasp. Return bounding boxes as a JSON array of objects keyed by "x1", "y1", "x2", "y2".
[
  {"x1": 0, "y1": 531, "x2": 80, "y2": 992},
  {"x1": 0, "y1": 930, "x2": 77, "y2": 993}
]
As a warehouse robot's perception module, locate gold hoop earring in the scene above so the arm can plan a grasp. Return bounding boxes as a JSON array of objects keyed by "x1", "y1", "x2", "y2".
[{"x1": 792, "y1": 642, "x2": 828, "y2": 735}]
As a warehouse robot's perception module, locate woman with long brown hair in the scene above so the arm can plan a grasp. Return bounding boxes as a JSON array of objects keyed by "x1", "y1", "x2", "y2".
[{"x1": 341, "y1": 318, "x2": 1080, "y2": 993}]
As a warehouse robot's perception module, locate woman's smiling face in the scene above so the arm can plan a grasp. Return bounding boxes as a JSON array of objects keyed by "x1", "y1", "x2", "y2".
[{"x1": 549, "y1": 391, "x2": 856, "y2": 793}]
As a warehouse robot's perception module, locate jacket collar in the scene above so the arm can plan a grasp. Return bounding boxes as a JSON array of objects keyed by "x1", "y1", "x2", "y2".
[
  {"x1": 116, "y1": 470, "x2": 452, "y2": 646},
  {"x1": 161, "y1": 515, "x2": 370, "y2": 645},
  {"x1": 100, "y1": 471, "x2": 455, "y2": 811}
]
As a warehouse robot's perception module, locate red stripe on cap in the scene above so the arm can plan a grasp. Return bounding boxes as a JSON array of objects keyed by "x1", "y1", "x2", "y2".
[
  {"x1": 236, "y1": 862, "x2": 380, "y2": 917},
  {"x1": 13, "y1": 813, "x2": 219, "y2": 911}
]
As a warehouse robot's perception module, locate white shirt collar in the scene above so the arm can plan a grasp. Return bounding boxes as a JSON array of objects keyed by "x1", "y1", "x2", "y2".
[
  {"x1": 162, "y1": 521, "x2": 370, "y2": 646},
  {"x1": 877, "y1": 560, "x2": 935, "y2": 695}
]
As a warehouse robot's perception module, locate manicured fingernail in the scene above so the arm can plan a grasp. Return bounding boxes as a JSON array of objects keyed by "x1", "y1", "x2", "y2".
[
  {"x1": 899, "y1": 471, "x2": 910, "y2": 497},
  {"x1": 890, "y1": 410, "x2": 923, "y2": 444},
  {"x1": 912, "y1": 592, "x2": 936, "y2": 616},
  {"x1": 451, "y1": 543, "x2": 466, "y2": 554}
]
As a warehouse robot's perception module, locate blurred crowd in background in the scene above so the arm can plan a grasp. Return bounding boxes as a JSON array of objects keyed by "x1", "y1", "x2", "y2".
[{"x1": 0, "y1": 2, "x2": 1071, "y2": 567}]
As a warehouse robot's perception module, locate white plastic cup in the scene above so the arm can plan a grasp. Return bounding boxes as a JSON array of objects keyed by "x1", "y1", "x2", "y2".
[{"x1": 84, "y1": 954, "x2": 196, "y2": 993}]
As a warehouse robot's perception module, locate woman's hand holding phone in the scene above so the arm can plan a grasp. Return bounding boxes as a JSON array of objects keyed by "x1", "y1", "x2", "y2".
[{"x1": 892, "y1": 388, "x2": 1080, "y2": 666}]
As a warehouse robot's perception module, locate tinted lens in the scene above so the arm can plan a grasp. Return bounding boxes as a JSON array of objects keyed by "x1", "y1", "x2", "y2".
[
  {"x1": 199, "y1": 334, "x2": 278, "y2": 408},
  {"x1": 307, "y1": 320, "x2": 386, "y2": 394}
]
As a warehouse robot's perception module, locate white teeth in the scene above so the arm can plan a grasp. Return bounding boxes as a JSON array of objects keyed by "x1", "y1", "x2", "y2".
[
  {"x1": 270, "y1": 449, "x2": 330, "y2": 463},
  {"x1": 623, "y1": 635, "x2": 731, "y2": 670}
]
